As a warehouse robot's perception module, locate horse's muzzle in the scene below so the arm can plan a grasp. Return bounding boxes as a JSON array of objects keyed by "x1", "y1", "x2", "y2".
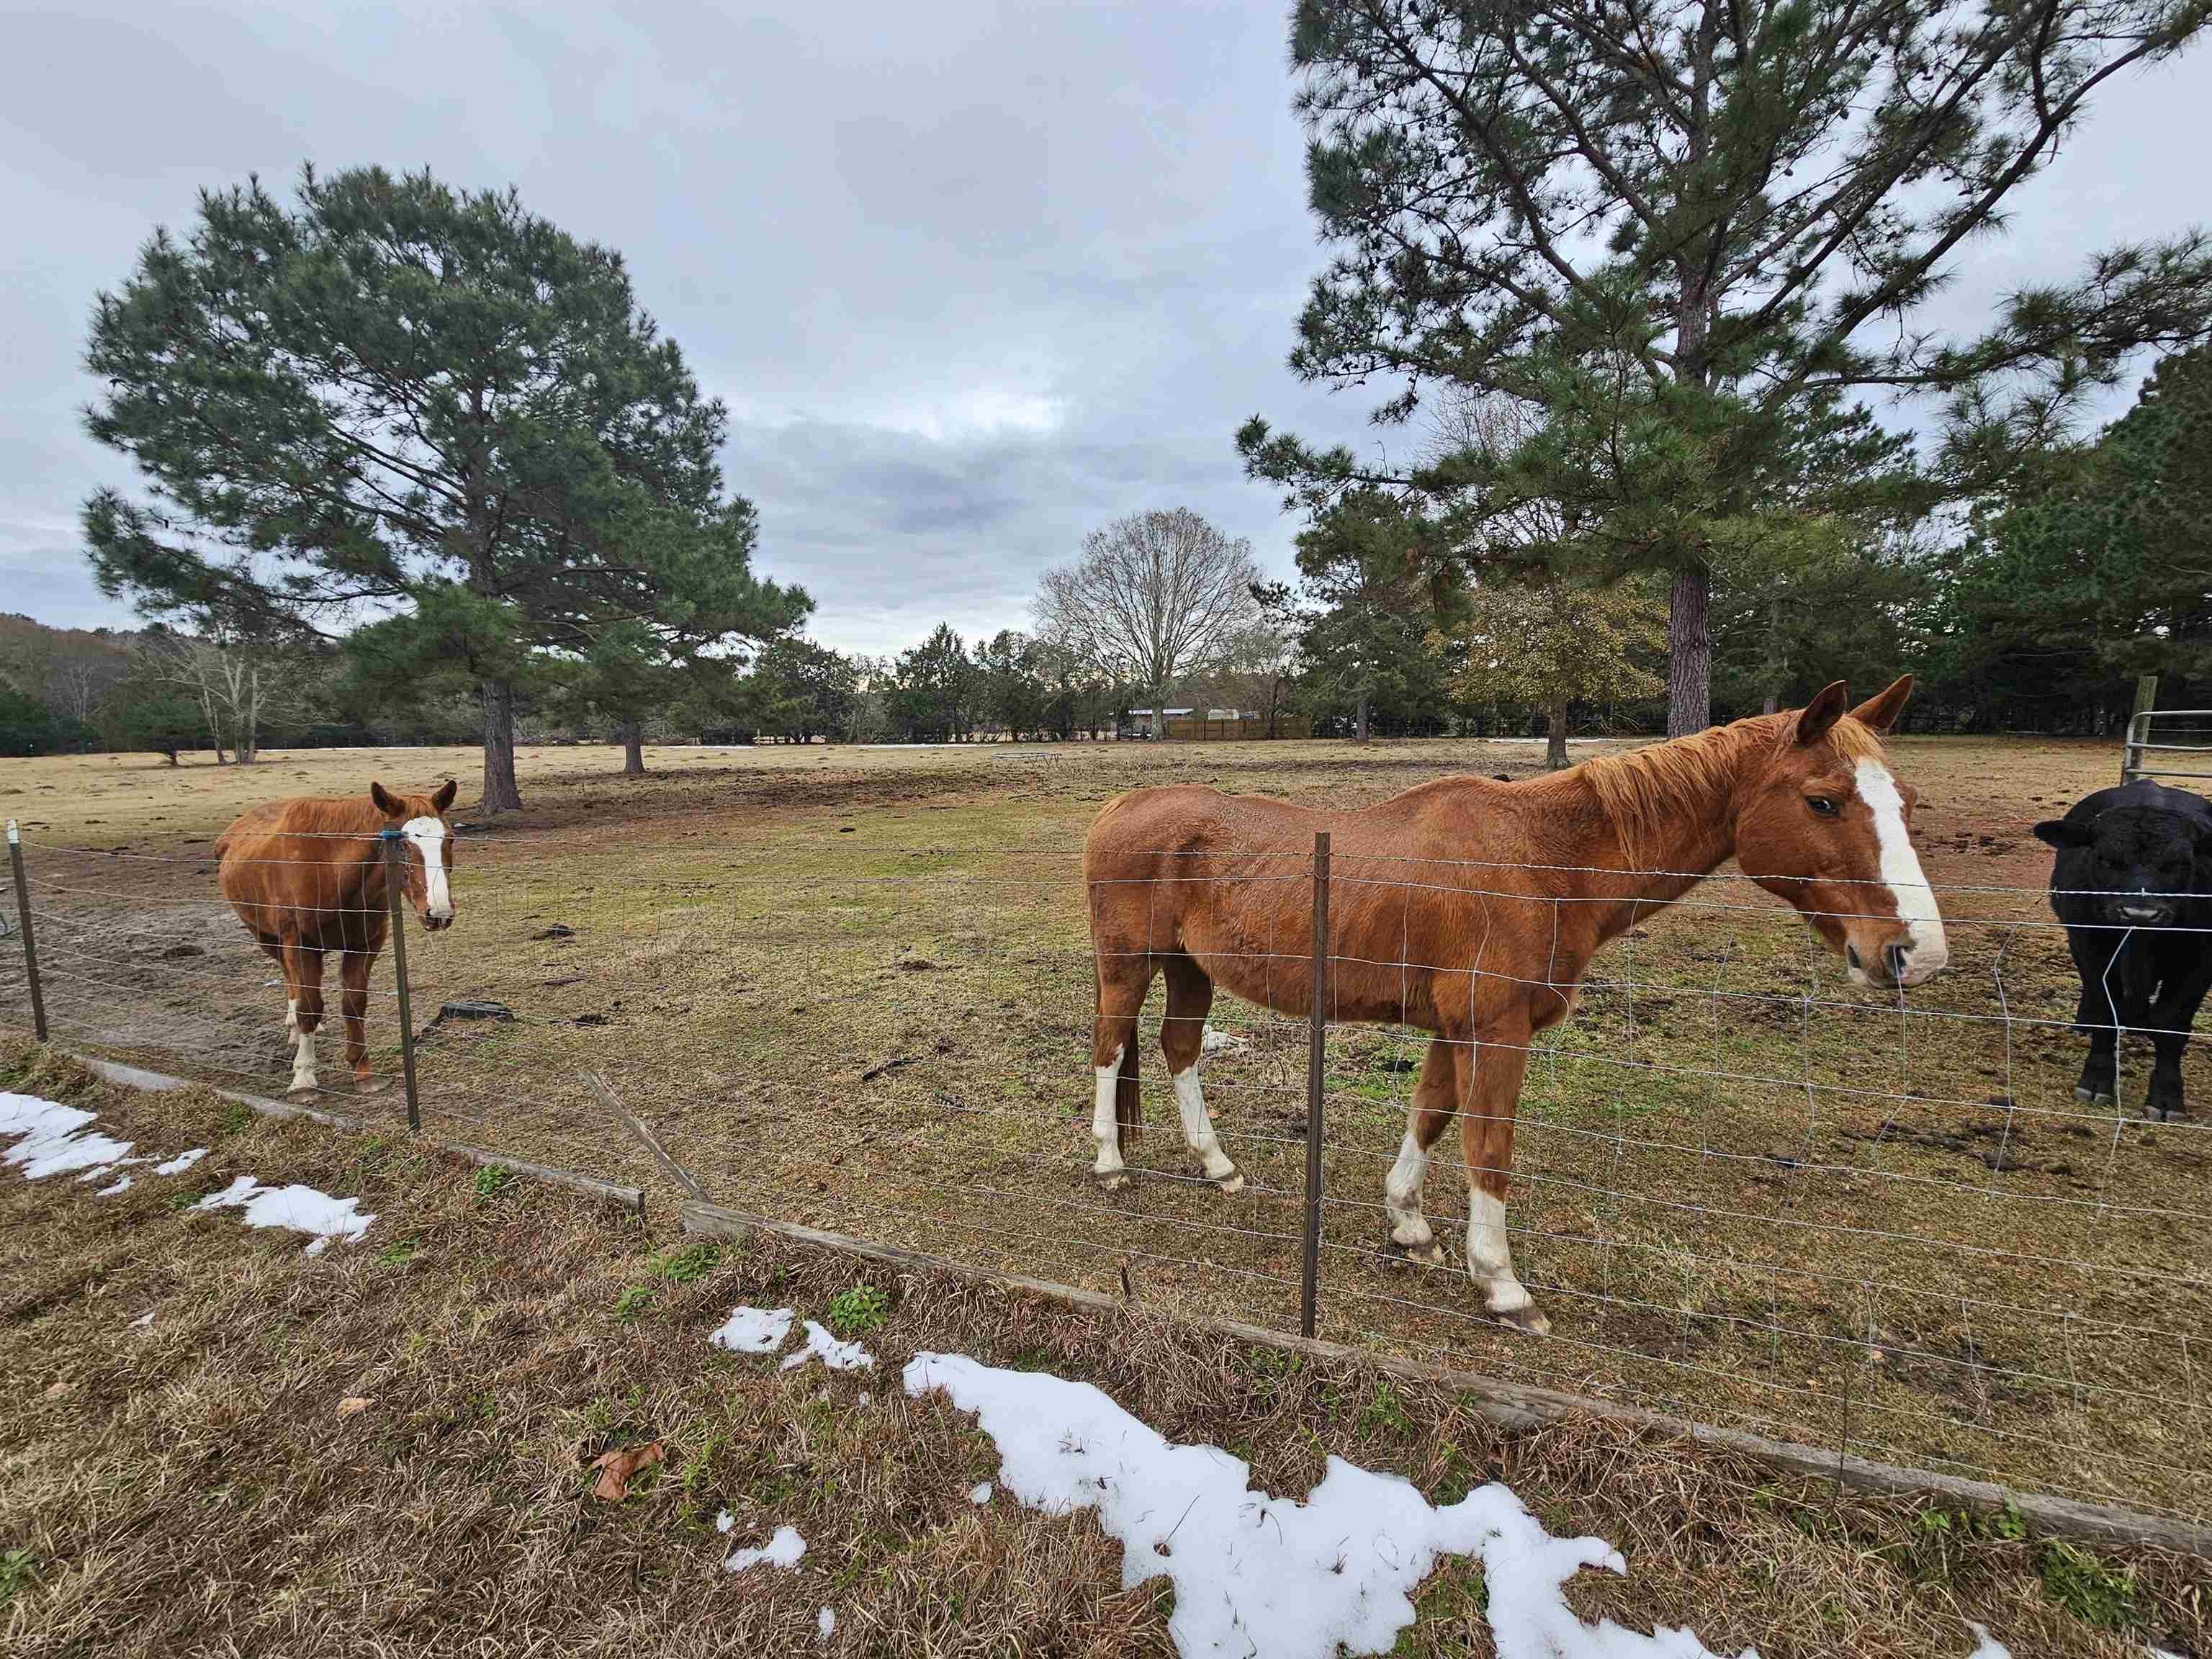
[{"x1": 422, "y1": 914, "x2": 454, "y2": 932}]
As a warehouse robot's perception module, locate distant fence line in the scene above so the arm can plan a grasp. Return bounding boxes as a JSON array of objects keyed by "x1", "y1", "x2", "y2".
[{"x1": 3, "y1": 818, "x2": 2208, "y2": 1539}]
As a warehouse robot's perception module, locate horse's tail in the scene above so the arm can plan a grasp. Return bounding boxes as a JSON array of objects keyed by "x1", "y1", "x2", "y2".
[{"x1": 1115, "y1": 1036, "x2": 1142, "y2": 1156}]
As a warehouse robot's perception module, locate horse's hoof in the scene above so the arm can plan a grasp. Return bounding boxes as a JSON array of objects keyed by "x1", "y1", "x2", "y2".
[
  {"x1": 1385, "y1": 1238, "x2": 1446, "y2": 1269},
  {"x1": 1094, "y1": 1170, "x2": 1130, "y2": 1193},
  {"x1": 2075, "y1": 1087, "x2": 2116, "y2": 1107},
  {"x1": 1494, "y1": 1304, "x2": 1551, "y2": 1336},
  {"x1": 1214, "y1": 1171, "x2": 1244, "y2": 1195}
]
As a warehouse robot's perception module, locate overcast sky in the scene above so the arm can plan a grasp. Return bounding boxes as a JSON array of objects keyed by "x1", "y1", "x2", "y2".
[{"x1": 2, "y1": 4, "x2": 2206, "y2": 659}]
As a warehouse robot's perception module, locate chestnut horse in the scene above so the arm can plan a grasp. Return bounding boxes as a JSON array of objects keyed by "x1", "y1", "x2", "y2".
[
  {"x1": 215, "y1": 781, "x2": 457, "y2": 1093},
  {"x1": 1083, "y1": 679, "x2": 1945, "y2": 1334}
]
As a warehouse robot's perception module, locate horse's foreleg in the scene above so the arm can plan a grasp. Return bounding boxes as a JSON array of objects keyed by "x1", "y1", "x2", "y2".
[
  {"x1": 1163, "y1": 956, "x2": 1238, "y2": 1192},
  {"x1": 338, "y1": 948, "x2": 376, "y2": 1084},
  {"x1": 1091, "y1": 950, "x2": 1158, "y2": 1190},
  {"x1": 1455, "y1": 1021, "x2": 1543, "y2": 1334},
  {"x1": 286, "y1": 944, "x2": 325, "y2": 1094},
  {"x1": 1383, "y1": 1038, "x2": 1455, "y2": 1266}
]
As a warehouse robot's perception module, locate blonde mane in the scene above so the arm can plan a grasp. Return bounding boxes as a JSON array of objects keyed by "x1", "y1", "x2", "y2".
[{"x1": 1574, "y1": 712, "x2": 1887, "y2": 868}]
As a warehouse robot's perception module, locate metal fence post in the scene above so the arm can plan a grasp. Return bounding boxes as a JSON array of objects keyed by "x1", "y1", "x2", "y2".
[
  {"x1": 1301, "y1": 830, "x2": 1331, "y2": 1340},
  {"x1": 381, "y1": 830, "x2": 422, "y2": 1133},
  {"x1": 6, "y1": 820, "x2": 46, "y2": 1042}
]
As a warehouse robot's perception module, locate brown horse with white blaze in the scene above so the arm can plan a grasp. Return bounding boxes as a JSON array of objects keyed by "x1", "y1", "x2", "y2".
[
  {"x1": 1083, "y1": 679, "x2": 1944, "y2": 1335},
  {"x1": 215, "y1": 781, "x2": 457, "y2": 1093}
]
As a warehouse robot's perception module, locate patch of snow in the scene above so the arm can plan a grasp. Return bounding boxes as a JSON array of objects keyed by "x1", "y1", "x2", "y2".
[
  {"x1": 1, "y1": 1093, "x2": 134, "y2": 1179},
  {"x1": 78, "y1": 1155, "x2": 150, "y2": 1182},
  {"x1": 858, "y1": 1391, "x2": 871, "y2": 1406},
  {"x1": 193, "y1": 1174, "x2": 374, "y2": 1255},
  {"x1": 716, "y1": 1510, "x2": 735, "y2": 1534},
  {"x1": 724, "y1": 1524, "x2": 806, "y2": 1573},
  {"x1": 711, "y1": 1305, "x2": 794, "y2": 1355},
  {"x1": 128, "y1": 1310, "x2": 154, "y2": 1330},
  {"x1": 155, "y1": 1147, "x2": 210, "y2": 1176},
  {"x1": 968, "y1": 1481, "x2": 993, "y2": 1506},
  {"x1": 817, "y1": 1606, "x2": 836, "y2": 1642},
  {"x1": 778, "y1": 1320, "x2": 874, "y2": 1373},
  {"x1": 905, "y1": 1351, "x2": 1760, "y2": 1659},
  {"x1": 1964, "y1": 1627, "x2": 2006, "y2": 1658},
  {"x1": 96, "y1": 1175, "x2": 132, "y2": 1196}
]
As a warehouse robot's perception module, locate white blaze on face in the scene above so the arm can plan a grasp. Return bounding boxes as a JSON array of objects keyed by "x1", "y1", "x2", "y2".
[
  {"x1": 403, "y1": 817, "x2": 452, "y2": 922},
  {"x1": 1853, "y1": 758, "x2": 1947, "y2": 983}
]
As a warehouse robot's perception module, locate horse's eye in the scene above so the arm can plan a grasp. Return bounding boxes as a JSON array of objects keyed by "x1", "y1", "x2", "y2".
[{"x1": 1807, "y1": 797, "x2": 1839, "y2": 818}]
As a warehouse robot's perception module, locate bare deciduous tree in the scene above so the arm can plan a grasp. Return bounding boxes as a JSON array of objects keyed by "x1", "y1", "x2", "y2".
[
  {"x1": 1033, "y1": 508, "x2": 1264, "y2": 742},
  {"x1": 144, "y1": 631, "x2": 300, "y2": 764}
]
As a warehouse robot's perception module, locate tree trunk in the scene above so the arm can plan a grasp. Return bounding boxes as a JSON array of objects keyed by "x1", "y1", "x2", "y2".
[
  {"x1": 1665, "y1": 568, "x2": 1712, "y2": 737},
  {"x1": 1546, "y1": 697, "x2": 1570, "y2": 770},
  {"x1": 1760, "y1": 593, "x2": 1786, "y2": 715},
  {"x1": 1355, "y1": 690, "x2": 1370, "y2": 745},
  {"x1": 620, "y1": 719, "x2": 645, "y2": 776},
  {"x1": 481, "y1": 678, "x2": 523, "y2": 812}
]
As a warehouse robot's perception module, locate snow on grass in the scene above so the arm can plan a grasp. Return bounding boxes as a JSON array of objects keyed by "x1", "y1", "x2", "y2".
[
  {"x1": 1, "y1": 1093, "x2": 135, "y2": 1179},
  {"x1": 710, "y1": 1305, "x2": 794, "y2": 1355},
  {"x1": 968, "y1": 1481, "x2": 993, "y2": 1506},
  {"x1": 904, "y1": 1350, "x2": 1759, "y2": 1659},
  {"x1": 817, "y1": 1607, "x2": 835, "y2": 1642},
  {"x1": 778, "y1": 1319, "x2": 873, "y2": 1373},
  {"x1": 716, "y1": 1511, "x2": 735, "y2": 1534},
  {"x1": 193, "y1": 1174, "x2": 374, "y2": 1256},
  {"x1": 96, "y1": 1176, "x2": 132, "y2": 1196},
  {"x1": 155, "y1": 1147, "x2": 209, "y2": 1176},
  {"x1": 724, "y1": 1524, "x2": 806, "y2": 1573}
]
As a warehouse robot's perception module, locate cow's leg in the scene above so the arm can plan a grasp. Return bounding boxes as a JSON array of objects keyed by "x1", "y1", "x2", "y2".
[
  {"x1": 338, "y1": 948, "x2": 377, "y2": 1085},
  {"x1": 285, "y1": 943, "x2": 326, "y2": 1094},
  {"x1": 2068, "y1": 932, "x2": 2122, "y2": 1106},
  {"x1": 1453, "y1": 1017, "x2": 1542, "y2": 1333},
  {"x1": 1161, "y1": 956, "x2": 1238, "y2": 1192},
  {"x1": 1382, "y1": 1038, "x2": 1455, "y2": 1267},
  {"x1": 1091, "y1": 947, "x2": 1160, "y2": 1191},
  {"x1": 2144, "y1": 953, "x2": 2212, "y2": 1122}
]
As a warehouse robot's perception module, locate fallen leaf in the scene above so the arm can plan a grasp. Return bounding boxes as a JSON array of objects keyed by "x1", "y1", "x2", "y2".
[
  {"x1": 336, "y1": 1395, "x2": 374, "y2": 1416},
  {"x1": 590, "y1": 1441, "x2": 664, "y2": 1501},
  {"x1": 42, "y1": 1380, "x2": 70, "y2": 1400}
]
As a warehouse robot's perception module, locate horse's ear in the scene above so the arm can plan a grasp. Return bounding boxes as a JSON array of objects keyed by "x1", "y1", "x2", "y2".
[
  {"x1": 370, "y1": 781, "x2": 403, "y2": 817},
  {"x1": 1794, "y1": 682, "x2": 1850, "y2": 747},
  {"x1": 431, "y1": 778, "x2": 457, "y2": 814},
  {"x1": 1849, "y1": 674, "x2": 1914, "y2": 733}
]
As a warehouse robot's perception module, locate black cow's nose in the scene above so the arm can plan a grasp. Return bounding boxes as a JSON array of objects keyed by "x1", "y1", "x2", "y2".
[{"x1": 1884, "y1": 943, "x2": 1908, "y2": 984}]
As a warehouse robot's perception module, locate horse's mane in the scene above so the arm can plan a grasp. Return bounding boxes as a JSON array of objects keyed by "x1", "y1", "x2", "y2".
[{"x1": 1574, "y1": 712, "x2": 1887, "y2": 868}]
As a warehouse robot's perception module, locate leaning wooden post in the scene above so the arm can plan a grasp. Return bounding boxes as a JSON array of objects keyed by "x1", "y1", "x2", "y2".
[
  {"x1": 1301, "y1": 830, "x2": 1331, "y2": 1340},
  {"x1": 6, "y1": 820, "x2": 46, "y2": 1042},
  {"x1": 380, "y1": 830, "x2": 422, "y2": 1133}
]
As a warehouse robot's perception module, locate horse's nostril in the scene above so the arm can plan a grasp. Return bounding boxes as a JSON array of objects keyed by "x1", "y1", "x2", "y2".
[
  {"x1": 1884, "y1": 943, "x2": 1908, "y2": 983},
  {"x1": 1845, "y1": 944, "x2": 1861, "y2": 972}
]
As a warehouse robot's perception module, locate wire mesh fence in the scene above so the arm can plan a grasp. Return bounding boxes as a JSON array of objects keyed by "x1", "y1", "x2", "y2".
[{"x1": 3, "y1": 813, "x2": 2206, "y2": 1529}]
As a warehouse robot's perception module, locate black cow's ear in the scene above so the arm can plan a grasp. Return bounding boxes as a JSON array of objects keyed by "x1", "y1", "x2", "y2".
[{"x1": 2033, "y1": 819, "x2": 2087, "y2": 849}]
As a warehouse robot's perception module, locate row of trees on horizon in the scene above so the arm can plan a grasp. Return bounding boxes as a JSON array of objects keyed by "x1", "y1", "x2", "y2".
[{"x1": 27, "y1": 1, "x2": 2212, "y2": 796}]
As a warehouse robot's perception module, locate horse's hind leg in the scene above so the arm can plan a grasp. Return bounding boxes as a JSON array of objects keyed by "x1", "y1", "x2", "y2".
[
  {"x1": 1382, "y1": 1038, "x2": 1455, "y2": 1266},
  {"x1": 338, "y1": 948, "x2": 377, "y2": 1084},
  {"x1": 1455, "y1": 1019, "x2": 1545, "y2": 1334},
  {"x1": 1162, "y1": 956, "x2": 1239, "y2": 1193},
  {"x1": 1091, "y1": 948, "x2": 1159, "y2": 1190}
]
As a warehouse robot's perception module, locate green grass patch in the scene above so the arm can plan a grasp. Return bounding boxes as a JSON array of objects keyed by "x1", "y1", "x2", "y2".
[{"x1": 825, "y1": 1283, "x2": 890, "y2": 1337}]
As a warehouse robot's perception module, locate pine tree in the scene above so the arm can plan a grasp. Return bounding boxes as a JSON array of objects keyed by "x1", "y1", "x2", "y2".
[
  {"x1": 1241, "y1": 0, "x2": 2212, "y2": 734},
  {"x1": 82, "y1": 166, "x2": 807, "y2": 810}
]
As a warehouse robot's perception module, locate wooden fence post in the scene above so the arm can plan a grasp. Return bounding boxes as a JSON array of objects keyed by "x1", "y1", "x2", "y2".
[
  {"x1": 381, "y1": 831, "x2": 422, "y2": 1133},
  {"x1": 6, "y1": 820, "x2": 46, "y2": 1042},
  {"x1": 2123, "y1": 675, "x2": 2159, "y2": 782},
  {"x1": 1302, "y1": 831, "x2": 1331, "y2": 1340}
]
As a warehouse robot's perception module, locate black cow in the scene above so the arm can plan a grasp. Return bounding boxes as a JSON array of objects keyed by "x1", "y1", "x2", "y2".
[{"x1": 2033, "y1": 778, "x2": 2212, "y2": 1121}]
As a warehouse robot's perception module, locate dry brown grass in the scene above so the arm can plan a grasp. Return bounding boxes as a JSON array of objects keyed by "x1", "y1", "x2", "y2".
[
  {"x1": 1, "y1": 1043, "x2": 2205, "y2": 1658},
  {"x1": 2, "y1": 734, "x2": 2206, "y2": 1524}
]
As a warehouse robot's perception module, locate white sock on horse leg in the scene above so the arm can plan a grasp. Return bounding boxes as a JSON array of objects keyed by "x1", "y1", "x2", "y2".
[
  {"x1": 1092, "y1": 1046, "x2": 1125, "y2": 1179},
  {"x1": 290, "y1": 1024, "x2": 318, "y2": 1091},
  {"x1": 284, "y1": 998, "x2": 298, "y2": 1034},
  {"x1": 1172, "y1": 1065, "x2": 1238, "y2": 1188},
  {"x1": 1385, "y1": 1130, "x2": 1433, "y2": 1247},
  {"x1": 1466, "y1": 1187, "x2": 1529, "y2": 1313}
]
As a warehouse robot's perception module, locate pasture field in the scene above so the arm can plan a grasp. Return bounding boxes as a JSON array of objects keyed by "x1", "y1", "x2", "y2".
[
  {"x1": 1, "y1": 1045, "x2": 2204, "y2": 1659},
  {"x1": 2, "y1": 732, "x2": 2207, "y2": 1527}
]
